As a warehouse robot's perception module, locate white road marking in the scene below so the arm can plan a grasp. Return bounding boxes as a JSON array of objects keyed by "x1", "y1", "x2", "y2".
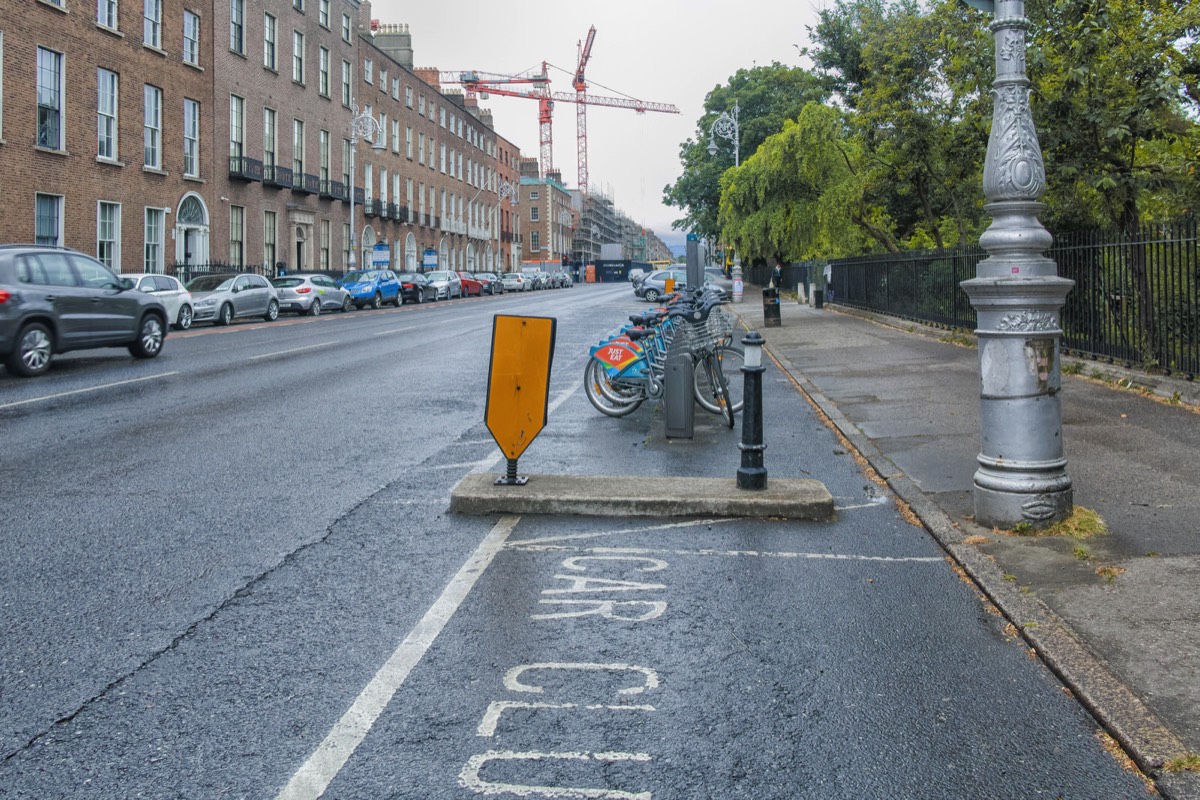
[
  {"x1": 435, "y1": 460, "x2": 501, "y2": 470},
  {"x1": 512, "y1": 544, "x2": 943, "y2": 563},
  {"x1": 459, "y1": 750, "x2": 652, "y2": 800},
  {"x1": 0, "y1": 372, "x2": 180, "y2": 410},
  {"x1": 249, "y1": 341, "x2": 338, "y2": 360},
  {"x1": 834, "y1": 496, "x2": 892, "y2": 512},
  {"x1": 274, "y1": 515, "x2": 521, "y2": 800},
  {"x1": 476, "y1": 701, "x2": 656, "y2": 738},
  {"x1": 372, "y1": 326, "x2": 417, "y2": 336},
  {"x1": 506, "y1": 518, "x2": 738, "y2": 548}
]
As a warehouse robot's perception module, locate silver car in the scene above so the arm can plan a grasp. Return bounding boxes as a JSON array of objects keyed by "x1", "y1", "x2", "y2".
[
  {"x1": 271, "y1": 273, "x2": 352, "y2": 316},
  {"x1": 186, "y1": 273, "x2": 280, "y2": 326},
  {"x1": 126, "y1": 272, "x2": 195, "y2": 330},
  {"x1": 423, "y1": 270, "x2": 462, "y2": 300}
]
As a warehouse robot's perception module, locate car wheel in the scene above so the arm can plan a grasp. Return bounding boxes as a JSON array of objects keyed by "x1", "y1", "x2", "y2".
[
  {"x1": 308, "y1": 298, "x2": 322, "y2": 316},
  {"x1": 370, "y1": 292, "x2": 382, "y2": 310},
  {"x1": 644, "y1": 289, "x2": 660, "y2": 302},
  {"x1": 416, "y1": 289, "x2": 424, "y2": 304},
  {"x1": 7, "y1": 321, "x2": 54, "y2": 377},
  {"x1": 217, "y1": 303, "x2": 234, "y2": 326},
  {"x1": 129, "y1": 314, "x2": 165, "y2": 359},
  {"x1": 264, "y1": 299, "x2": 280, "y2": 321},
  {"x1": 341, "y1": 295, "x2": 352, "y2": 312},
  {"x1": 174, "y1": 304, "x2": 193, "y2": 331},
  {"x1": 392, "y1": 292, "x2": 403, "y2": 308}
]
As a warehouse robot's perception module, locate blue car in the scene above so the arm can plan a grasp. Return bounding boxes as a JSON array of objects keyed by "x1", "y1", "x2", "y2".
[{"x1": 339, "y1": 269, "x2": 402, "y2": 309}]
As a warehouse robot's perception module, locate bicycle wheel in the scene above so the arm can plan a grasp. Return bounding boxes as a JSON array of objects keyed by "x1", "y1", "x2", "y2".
[
  {"x1": 584, "y1": 359, "x2": 644, "y2": 417},
  {"x1": 694, "y1": 345, "x2": 744, "y2": 415},
  {"x1": 703, "y1": 353, "x2": 735, "y2": 428}
]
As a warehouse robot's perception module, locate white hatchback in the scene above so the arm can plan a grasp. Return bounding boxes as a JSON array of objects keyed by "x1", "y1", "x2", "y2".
[{"x1": 126, "y1": 273, "x2": 195, "y2": 330}]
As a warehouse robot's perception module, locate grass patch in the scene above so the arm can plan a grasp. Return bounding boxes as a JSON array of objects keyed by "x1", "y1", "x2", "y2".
[
  {"x1": 938, "y1": 332, "x2": 977, "y2": 348},
  {"x1": 1164, "y1": 754, "x2": 1200, "y2": 773},
  {"x1": 1095, "y1": 564, "x2": 1126, "y2": 583},
  {"x1": 1073, "y1": 545, "x2": 1091, "y2": 560},
  {"x1": 1000, "y1": 506, "x2": 1107, "y2": 538},
  {"x1": 1061, "y1": 361, "x2": 1084, "y2": 376}
]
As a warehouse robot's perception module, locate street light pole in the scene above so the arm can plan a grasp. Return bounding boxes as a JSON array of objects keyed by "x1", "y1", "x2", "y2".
[
  {"x1": 960, "y1": 0, "x2": 1074, "y2": 528},
  {"x1": 707, "y1": 101, "x2": 740, "y2": 167},
  {"x1": 347, "y1": 102, "x2": 384, "y2": 272}
]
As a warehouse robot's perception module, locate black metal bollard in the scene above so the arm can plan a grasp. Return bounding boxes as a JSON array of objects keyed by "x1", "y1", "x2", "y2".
[{"x1": 737, "y1": 331, "x2": 768, "y2": 490}]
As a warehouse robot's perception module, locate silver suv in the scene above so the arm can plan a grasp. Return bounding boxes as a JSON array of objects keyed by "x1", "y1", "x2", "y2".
[{"x1": 0, "y1": 245, "x2": 169, "y2": 377}]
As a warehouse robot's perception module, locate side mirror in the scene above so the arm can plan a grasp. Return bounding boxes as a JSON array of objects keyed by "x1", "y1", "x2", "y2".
[{"x1": 120, "y1": 277, "x2": 136, "y2": 291}]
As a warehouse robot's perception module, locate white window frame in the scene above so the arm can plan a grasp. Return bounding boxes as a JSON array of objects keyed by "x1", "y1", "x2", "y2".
[
  {"x1": 263, "y1": 210, "x2": 277, "y2": 268},
  {"x1": 341, "y1": 12, "x2": 351, "y2": 43},
  {"x1": 318, "y1": 0, "x2": 329, "y2": 28},
  {"x1": 363, "y1": 57, "x2": 373, "y2": 85},
  {"x1": 183, "y1": 98, "x2": 200, "y2": 177},
  {"x1": 97, "y1": 201, "x2": 121, "y2": 269},
  {"x1": 318, "y1": 47, "x2": 330, "y2": 96},
  {"x1": 229, "y1": 94, "x2": 244, "y2": 159},
  {"x1": 319, "y1": 128, "x2": 330, "y2": 181},
  {"x1": 292, "y1": 30, "x2": 304, "y2": 84},
  {"x1": 405, "y1": 126, "x2": 413, "y2": 159},
  {"x1": 35, "y1": 194, "x2": 64, "y2": 246},
  {"x1": 341, "y1": 60, "x2": 351, "y2": 105},
  {"x1": 143, "y1": 84, "x2": 162, "y2": 169},
  {"x1": 144, "y1": 207, "x2": 165, "y2": 272},
  {"x1": 183, "y1": 11, "x2": 201, "y2": 65},
  {"x1": 230, "y1": 0, "x2": 244, "y2": 54},
  {"x1": 263, "y1": 13, "x2": 276, "y2": 70},
  {"x1": 228, "y1": 205, "x2": 244, "y2": 266},
  {"x1": 292, "y1": 118, "x2": 305, "y2": 176},
  {"x1": 98, "y1": 0, "x2": 118, "y2": 30},
  {"x1": 143, "y1": 0, "x2": 162, "y2": 48},
  {"x1": 97, "y1": 68, "x2": 118, "y2": 161},
  {"x1": 263, "y1": 107, "x2": 276, "y2": 167},
  {"x1": 36, "y1": 47, "x2": 65, "y2": 151}
]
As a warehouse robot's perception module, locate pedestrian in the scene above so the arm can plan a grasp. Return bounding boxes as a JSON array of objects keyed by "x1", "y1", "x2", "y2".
[{"x1": 770, "y1": 262, "x2": 783, "y2": 290}]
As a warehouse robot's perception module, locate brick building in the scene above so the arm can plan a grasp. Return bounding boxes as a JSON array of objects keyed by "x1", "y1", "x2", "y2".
[{"x1": 518, "y1": 158, "x2": 574, "y2": 272}]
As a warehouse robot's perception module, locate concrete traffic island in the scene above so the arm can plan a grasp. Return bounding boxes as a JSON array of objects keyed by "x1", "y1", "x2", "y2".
[{"x1": 449, "y1": 473, "x2": 834, "y2": 520}]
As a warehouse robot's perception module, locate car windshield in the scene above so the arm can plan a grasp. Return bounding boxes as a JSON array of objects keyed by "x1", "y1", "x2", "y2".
[
  {"x1": 397, "y1": 273, "x2": 420, "y2": 281},
  {"x1": 186, "y1": 275, "x2": 236, "y2": 292},
  {"x1": 427, "y1": 271, "x2": 451, "y2": 281},
  {"x1": 272, "y1": 278, "x2": 304, "y2": 288}
]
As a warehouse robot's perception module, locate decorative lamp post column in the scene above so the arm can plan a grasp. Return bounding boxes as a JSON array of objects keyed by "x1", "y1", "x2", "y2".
[
  {"x1": 708, "y1": 102, "x2": 743, "y2": 302},
  {"x1": 347, "y1": 103, "x2": 385, "y2": 272},
  {"x1": 960, "y1": 0, "x2": 1074, "y2": 528}
]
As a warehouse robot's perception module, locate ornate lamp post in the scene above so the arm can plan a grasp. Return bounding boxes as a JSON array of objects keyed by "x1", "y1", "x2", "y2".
[
  {"x1": 961, "y1": 0, "x2": 1074, "y2": 528},
  {"x1": 347, "y1": 103, "x2": 384, "y2": 271},
  {"x1": 706, "y1": 101, "x2": 740, "y2": 167}
]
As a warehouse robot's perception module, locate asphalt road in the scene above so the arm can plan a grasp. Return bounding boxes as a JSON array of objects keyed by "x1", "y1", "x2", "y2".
[{"x1": 0, "y1": 284, "x2": 1150, "y2": 798}]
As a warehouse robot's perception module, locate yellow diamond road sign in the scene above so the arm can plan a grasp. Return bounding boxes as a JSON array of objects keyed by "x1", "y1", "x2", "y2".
[{"x1": 485, "y1": 315, "x2": 557, "y2": 461}]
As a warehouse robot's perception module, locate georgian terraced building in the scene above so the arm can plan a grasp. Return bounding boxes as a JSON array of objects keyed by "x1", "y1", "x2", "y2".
[{"x1": 0, "y1": 0, "x2": 522, "y2": 276}]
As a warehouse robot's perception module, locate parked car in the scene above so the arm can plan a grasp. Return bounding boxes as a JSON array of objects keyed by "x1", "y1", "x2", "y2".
[
  {"x1": 186, "y1": 273, "x2": 280, "y2": 326},
  {"x1": 339, "y1": 269, "x2": 401, "y2": 309},
  {"x1": 271, "y1": 273, "x2": 352, "y2": 315},
  {"x1": 476, "y1": 272, "x2": 504, "y2": 295},
  {"x1": 397, "y1": 272, "x2": 432, "y2": 304},
  {"x1": 127, "y1": 272, "x2": 194, "y2": 330},
  {"x1": 704, "y1": 267, "x2": 734, "y2": 296},
  {"x1": 423, "y1": 270, "x2": 462, "y2": 300},
  {"x1": 550, "y1": 271, "x2": 573, "y2": 288},
  {"x1": 1, "y1": 245, "x2": 168, "y2": 377},
  {"x1": 500, "y1": 272, "x2": 529, "y2": 292},
  {"x1": 456, "y1": 272, "x2": 485, "y2": 297},
  {"x1": 634, "y1": 268, "x2": 727, "y2": 303}
]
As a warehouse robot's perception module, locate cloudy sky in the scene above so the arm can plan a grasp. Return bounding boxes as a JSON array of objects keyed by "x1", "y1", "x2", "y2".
[{"x1": 371, "y1": 0, "x2": 825, "y2": 248}]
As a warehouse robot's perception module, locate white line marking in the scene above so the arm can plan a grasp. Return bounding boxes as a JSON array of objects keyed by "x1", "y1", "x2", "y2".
[
  {"x1": 434, "y1": 460, "x2": 500, "y2": 470},
  {"x1": 509, "y1": 544, "x2": 943, "y2": 563},
  {"x1": 459, "y1": 751, "x2": 652, "y2": 800},
  {"x1": 0, "y1": 372, "x2": 180, "y2": 410},
  {"x1": 834, "y1": 501, "x2": 891, "y2": 511},
  {"x1": 248, "y1": 341, "x2": 337, "y2": 360},
  {"x1": 372, "y1": 326, "x2": 417, "y2": 337},
  {"x1": 507, "y1": 518, "x2": 738, "y2": 548},
  {"x1": 275, "y1": 515, "x2": 521, "y2": 800}
]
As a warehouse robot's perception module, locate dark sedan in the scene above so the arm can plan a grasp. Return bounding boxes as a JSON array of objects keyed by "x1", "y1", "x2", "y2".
[{"x1": 397, "y1": 272, "x2": 432, "y2": 304}]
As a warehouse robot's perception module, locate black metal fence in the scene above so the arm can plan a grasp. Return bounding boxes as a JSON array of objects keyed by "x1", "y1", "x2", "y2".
[
  {"x1": 168, "y1": 262, "x2": 277, "y2": 284},
  {"x1": 822, "y1": 218, "x2": 1199, "y2": 379}
]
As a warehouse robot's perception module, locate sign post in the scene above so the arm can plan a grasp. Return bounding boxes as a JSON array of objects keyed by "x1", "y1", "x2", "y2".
[{"x1": 485, "y1": 315, "x2": 557, "y2": 485}]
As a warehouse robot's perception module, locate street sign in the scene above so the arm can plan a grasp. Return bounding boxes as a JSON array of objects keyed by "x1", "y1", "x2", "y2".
[
  {"x1": 485, "y1": 315, "x2": 557, "y2": 484},
  {"x1": 422, "y1": 248, "x2": 438, "y2": 271}
]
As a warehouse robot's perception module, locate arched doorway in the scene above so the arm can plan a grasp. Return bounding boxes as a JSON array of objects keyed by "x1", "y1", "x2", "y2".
[
  {"x1": 405, "y1": 234, "x2": 417, "y2": 273},
  {"x1": 438, "y1": 238, "x2": 448, "y2": 272},
  {"x1": 361, "y1": 226, "x2": 377, "y2": 271},
  {"x1": 174, "y1": 193, "x2": 210, "y2": 270},
  {"x1": 466, "y1": 244, "x2": 476, "y2": 272}
]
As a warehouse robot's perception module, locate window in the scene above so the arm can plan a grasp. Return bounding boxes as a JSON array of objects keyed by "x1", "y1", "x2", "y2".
[
  {"x1": 406, "y1": 179, "x2": 414, "y2": 220},
  {"x1": 439, "y1": 107, "x2": 446, "y2": 128},
  {"x1": 263, "y1": 107, "x2": 276, "y2": 167},
  {"x1": 229, "y1": 94, "x2": 244, "y2": 158},
  {"x1": 264, "y1": 210, "x2": 276, "y2": 268},
  {"x1": 341, "y1": 12, "x2": 351, "y2": 42},
  {"x1": 341, "y1": 138, "x2": 350, "y2": 185},
  {"x1": 320, "y1": 219, "x2": 330, "y2": 269},
  {"x1": 230, "y1": 0, "x2": 244, "y2": 53},
  {"x1": 319, "y1": 129, "x2": 329, "y2": 180},
  {"x1": 35, "y1": 194, "x2": 63, "y2": 246},
  {"x1": 143, "y1": 0, "x2": 162, "y2": 48},
  {"x1": 97, "y1": 201, "x2": 121, "y2": 269},
  {"x1": 292, "y1": 118, "x2": 304, "y2": 176},
  {"x1": 530, "y1": 206, "x2": 539, "y2": 222},
  {"x1": 391, "y1": 119, "x2": 399, "y2": 153},
  {"x1": 98, "y1": 0, "x2": 118, "y2": 30},
  {"x1": 417, "y1": 132, "x2": 425, "y2": 165},
  {"x1": 183, "y1": 98, "x2": 199, "y2": 177},
  {"x1": 391, "y1": 77, "x2": 399, "y2": 100},
  {"x1": 529, "y1": 190, "x2": 539, "y2": 200},
  {"x1": 405, "y1": 126, "x2": 413, "y2": 159},
  {"x1": 363, "y1": 57, "x2": 372, "y2": 84},
  {"x1": 440, "y1": 143, "x2": 446, "y2": 173},
  {"x1": 36, "y1": 47, "x2": 64, "y2": 150},
  {"x1": 405, "y1": 85, "x2": 413, "y2": 108},
  {"x1": 143, "y1": 84, "x2": 162, "y2": 169},
  {"x1": 97, "y1": 69, "x2": 118, "y2": 160},
  {"x1": 318, "y1": 47, "x2": 329, "y2": 96},
  {"x1": 228, "y1": 206, "x2": 244, "y2": 266},
  {"x1": 144, "y1": 208, "x2": 164, "y2": 271},
  {"x1": 292, "y1": 0, "x2": 303, "y2": 11},
  {"x1": 292, "y1": 31, "x2": 304, "y2": 83},
  {"x1": 263, "y1": 14, "x2": 276, "y2": 69},
  {"x1": 183, "y1": 11, "x2": 200, "y2": 65},
  {"x1": 341, "y1": 60, "x2": 351, "y2": 105},
  {"x1": 531, "y1": 230, "x2": 540, "y2": 251},
  {"x1": 342, "y1": 222, "x2": 350, "y2": 267},
  {"x1": 379, "y1": 69, "x2": 387, "y2": 90},
  {"x1": 318, "y1": 0, "x2": 329, "y2": 28},
  {"x1": 418, "y1": 94, "x2": 425, "y2": 115}
]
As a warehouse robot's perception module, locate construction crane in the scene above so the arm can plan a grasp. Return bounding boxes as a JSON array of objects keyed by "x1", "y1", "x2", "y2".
[{"x1": 439, "y1": 39, "x2": 679, "y2": 191}]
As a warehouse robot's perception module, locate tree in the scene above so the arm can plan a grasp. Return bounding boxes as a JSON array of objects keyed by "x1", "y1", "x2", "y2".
[{"x1": 662, "y1": 64, "x2": 830, "y2": 241}]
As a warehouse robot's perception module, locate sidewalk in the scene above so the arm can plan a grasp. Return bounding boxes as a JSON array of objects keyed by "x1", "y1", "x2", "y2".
[{"x1": 731, "y1": 294, "x2": 1200, "y2": 798}]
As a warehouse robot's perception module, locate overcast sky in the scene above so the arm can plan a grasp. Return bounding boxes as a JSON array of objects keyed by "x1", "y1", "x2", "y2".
[{"x1": 371, "y1": 0, "x2": 825, "y2": 248}]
